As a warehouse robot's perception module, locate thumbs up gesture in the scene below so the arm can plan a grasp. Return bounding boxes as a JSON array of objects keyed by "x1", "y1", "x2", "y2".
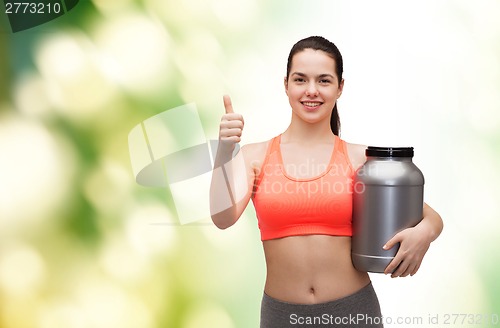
[{"x1": 219, "y1": 95, "x2": 244, "y2": 153}]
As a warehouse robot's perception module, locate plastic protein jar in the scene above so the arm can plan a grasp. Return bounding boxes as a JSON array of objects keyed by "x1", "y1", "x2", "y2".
[{"x1": 352, "y1": 147, "x2": 424, "y2": 273}]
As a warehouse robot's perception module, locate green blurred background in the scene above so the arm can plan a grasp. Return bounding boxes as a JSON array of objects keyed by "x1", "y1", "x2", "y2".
[{"x1": 1, "y1": 0, "x2": 499, "y2": 327}]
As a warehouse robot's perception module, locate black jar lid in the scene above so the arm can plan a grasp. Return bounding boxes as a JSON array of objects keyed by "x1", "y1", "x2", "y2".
[{"x1": 366, "y1": 146, "x2": 414, "y2": 157}]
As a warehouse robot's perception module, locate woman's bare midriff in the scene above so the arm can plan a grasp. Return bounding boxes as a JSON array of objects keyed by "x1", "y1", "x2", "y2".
[{"x1": 262, "y1": 234, "x2": 370, "y2": 304}]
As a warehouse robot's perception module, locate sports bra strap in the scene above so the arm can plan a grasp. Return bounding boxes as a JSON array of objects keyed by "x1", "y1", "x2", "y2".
[{"x1": 253, "y1": 136, "x2": 279, "y2": 191}]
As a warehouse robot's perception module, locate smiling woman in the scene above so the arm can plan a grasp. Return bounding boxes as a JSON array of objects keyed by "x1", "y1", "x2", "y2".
[
  {"x1": 285, "y1": 49, "x2": 343, "y2": 126},
  {"x1": 285, "y1": 37, "x2": 344, "y2": 136},
  {"x1": 209, "y1": 36, "x2": 443, "y2": 328}
]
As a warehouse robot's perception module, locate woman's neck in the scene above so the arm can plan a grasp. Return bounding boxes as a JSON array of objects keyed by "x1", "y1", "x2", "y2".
[{"x1": 282, "y1": 116, "x2": 335, "y2": 145}]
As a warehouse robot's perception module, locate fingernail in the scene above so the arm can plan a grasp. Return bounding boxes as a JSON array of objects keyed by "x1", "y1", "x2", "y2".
[{"x1": 382, "y1": 245, "x2": 388, "y2": 250}]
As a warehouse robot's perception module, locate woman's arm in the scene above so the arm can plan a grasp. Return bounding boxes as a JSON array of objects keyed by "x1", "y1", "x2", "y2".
[
  {"x1": 210, "y1": 144, "x2": 257, "y2": 229},
  {"x1": 209, "y1": 95, "x2": 260, "y2": 229},
  {"x1": 383, "y1": 203, "x2": 444, "y2": 277}
]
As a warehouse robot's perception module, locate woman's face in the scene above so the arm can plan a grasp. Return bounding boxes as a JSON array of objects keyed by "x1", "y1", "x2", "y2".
[{"x1": 285, "y1": 48, "x2": 343, "y2": 125}]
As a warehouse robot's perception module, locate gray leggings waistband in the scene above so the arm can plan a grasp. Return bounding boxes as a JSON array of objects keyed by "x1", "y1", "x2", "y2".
[{"x1": 260, "y1": 282, "x2": 383, "y2": 328}]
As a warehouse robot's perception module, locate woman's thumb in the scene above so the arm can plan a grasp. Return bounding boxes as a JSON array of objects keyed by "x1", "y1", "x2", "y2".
[{"x1": 223, "y1": 95, "x2": 234, "y2": 114}]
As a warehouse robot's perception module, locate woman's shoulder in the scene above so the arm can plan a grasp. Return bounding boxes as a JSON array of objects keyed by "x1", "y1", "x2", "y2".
[
  {"x1": 241, "y1": 139, "x2": 271, "y2": 155},
  {"x1": 342, "y1": 139, "x2": 367, "y2": 171},
  {"x1": 241, "y1": 137, "x2": 274, "y2": 158},
  {"x1": 240, "y1": 136, "x2": 275, "y2": 169}
]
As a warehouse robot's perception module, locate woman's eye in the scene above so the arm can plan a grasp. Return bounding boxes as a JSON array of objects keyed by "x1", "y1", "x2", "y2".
[
  {"x1": 319, "y1": 79, "x2": 331, "y2": 84},
  {"x1": 294, "y1": 78, "x2": 305, "y2": 82}
]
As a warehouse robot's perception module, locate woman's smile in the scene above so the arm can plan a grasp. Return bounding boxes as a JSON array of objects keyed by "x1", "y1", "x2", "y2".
[{"x1": 302, "y1": 101, "x2": 323, "y2": 111}]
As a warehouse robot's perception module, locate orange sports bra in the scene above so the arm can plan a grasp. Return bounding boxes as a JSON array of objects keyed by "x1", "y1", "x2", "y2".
[{"x1": 251, "y1": 134, "x2": 355, "y2": 241}]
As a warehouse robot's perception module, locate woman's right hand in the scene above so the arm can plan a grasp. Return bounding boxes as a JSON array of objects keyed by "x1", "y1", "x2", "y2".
[
  {"x1": 211, "y1": 95, "x2": 251, "y2": 228},
  {"x1": 219, "y1": 95, "x2": 244, "y2": 153}
]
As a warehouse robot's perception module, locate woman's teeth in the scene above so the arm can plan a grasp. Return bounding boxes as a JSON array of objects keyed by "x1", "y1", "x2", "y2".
[{"x1": 303, "y1": 102, "x2": 321, "y2": 107}]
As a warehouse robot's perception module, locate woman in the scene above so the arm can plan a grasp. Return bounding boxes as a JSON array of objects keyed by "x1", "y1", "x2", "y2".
[{"x1": 210, "y1": 36, "x2": 443, "y2": 328}]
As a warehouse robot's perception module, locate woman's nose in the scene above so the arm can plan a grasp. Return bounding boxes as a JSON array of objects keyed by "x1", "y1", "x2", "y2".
[{"x1": 306, "y1": 82, "x2": 318, "y2": 96}]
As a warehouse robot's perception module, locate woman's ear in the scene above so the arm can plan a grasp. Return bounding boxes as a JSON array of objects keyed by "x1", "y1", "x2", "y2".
[
  {"x1": 337, "y1": 78, "x2": 345, "y2": 98},
  {"x1": 284, "y1": 76, "x2": 289, "y2": 95}
]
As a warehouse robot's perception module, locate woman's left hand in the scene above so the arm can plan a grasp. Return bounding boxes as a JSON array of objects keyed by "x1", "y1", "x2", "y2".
[
  {"x1": 383, "y1": 203, "x2": 443, "y2": 278},
  {"x1": 382, "y1": 225, "x2": 432, "y2": 278}
]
